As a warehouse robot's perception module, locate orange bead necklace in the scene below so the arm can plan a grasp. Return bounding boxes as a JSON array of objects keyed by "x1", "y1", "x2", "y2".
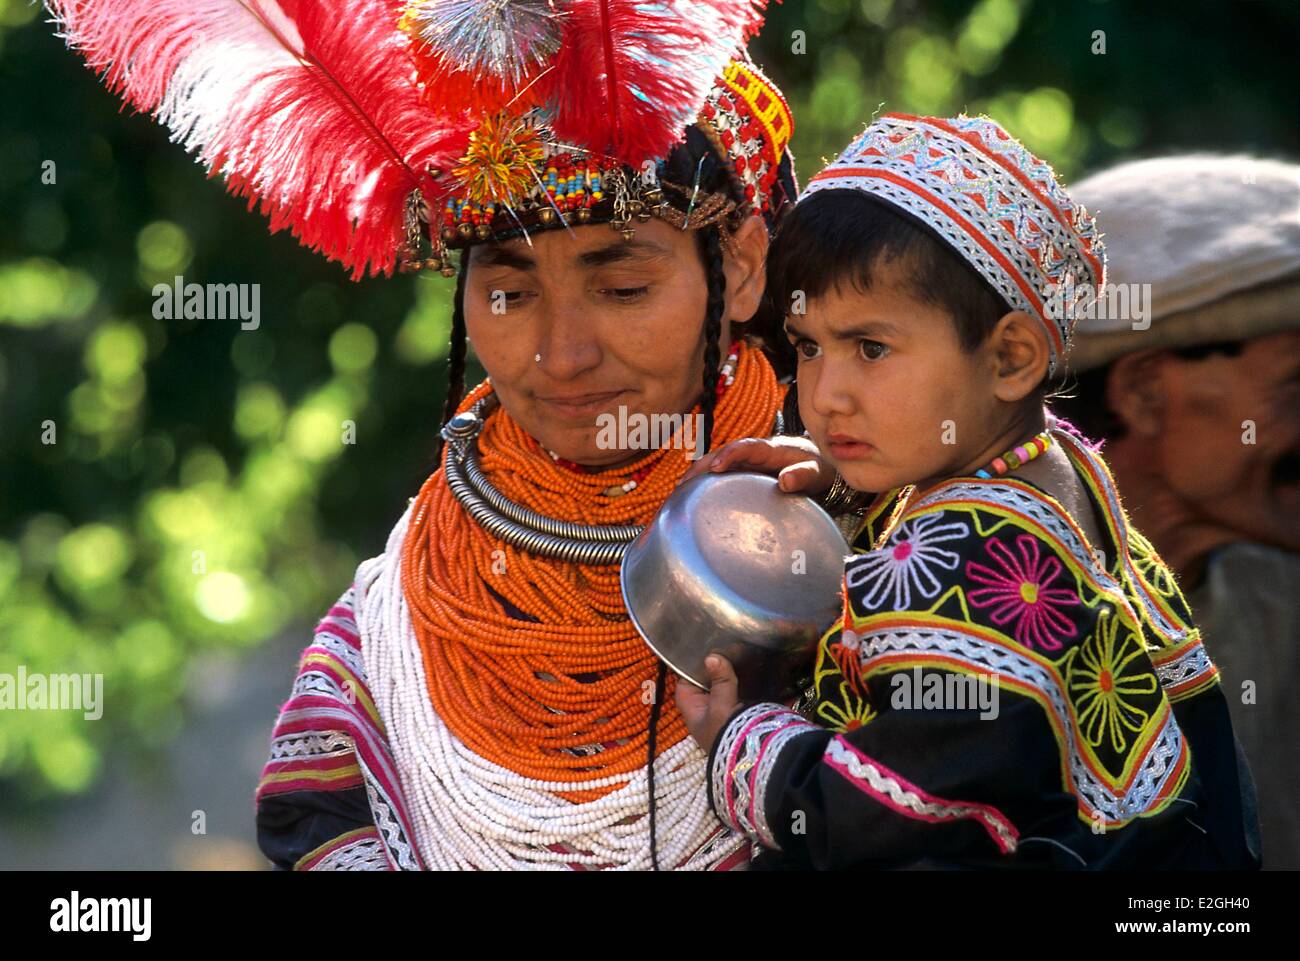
[{"x1": 400, "y1": 343, "x2": 781, "y2": 792}]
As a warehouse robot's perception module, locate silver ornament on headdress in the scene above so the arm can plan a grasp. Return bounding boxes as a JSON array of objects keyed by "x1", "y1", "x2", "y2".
[{"x1": 405, "y1": 0, "x2": 566, "y2": 90}]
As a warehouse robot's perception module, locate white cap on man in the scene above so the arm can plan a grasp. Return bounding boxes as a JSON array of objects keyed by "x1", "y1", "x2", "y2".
[{"x1": 1066, "y1": 154, "x2": 1300, "y2": 371}]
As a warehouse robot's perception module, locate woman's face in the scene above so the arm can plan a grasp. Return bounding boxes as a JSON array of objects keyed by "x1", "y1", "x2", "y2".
[{"x1": 464, "y1": 215, "x2": 767, "y2": 468}]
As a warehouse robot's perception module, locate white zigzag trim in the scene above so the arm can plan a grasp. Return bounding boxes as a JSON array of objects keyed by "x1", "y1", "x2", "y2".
[
  {"x1": 307, "y1": 836, "x2": 389, "y2": 872},
  {"x1": 712, "y1": 703, "x2": 819, "y2": 849},
  {"x1": 268, "y1": 729, "x2": 354, "y2": 762},
  {"x1": 824, "y1": 738, "x2": 1018, "y2": 853},
  {"x1": 905, "y1": 476, "x2": 1192, "y2": 653},
  {"x1": 310, "y1": 625, "x2": 367, "y2": 681},
  {"x1": 1154, "y1": 644, "x2": 1214, "y2": 689},
  {"x1": 855, "y1": 626, "x2": 1183, "y2": 823},
  {"x1": 361, "y1": 762, "x2": 420, "y2": 871}
]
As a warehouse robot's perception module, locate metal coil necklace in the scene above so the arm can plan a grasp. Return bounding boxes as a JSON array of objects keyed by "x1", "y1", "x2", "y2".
[
  {"x1": 442, "y1": 393, "x2": 643, "y2": 564},
  {"x1": 441, "y1": 391, "x2": 784, "y2": 565}
]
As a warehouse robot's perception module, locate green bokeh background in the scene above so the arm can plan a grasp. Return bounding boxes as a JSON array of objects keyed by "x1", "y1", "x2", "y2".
[{"x1": 1, "y1": 0, "x2": 1296, "y2": 805}]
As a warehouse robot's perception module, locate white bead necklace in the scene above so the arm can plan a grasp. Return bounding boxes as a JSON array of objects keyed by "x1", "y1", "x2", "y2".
[{"x1": 358, "y1": 505, "x2": 746, "y2": 870}]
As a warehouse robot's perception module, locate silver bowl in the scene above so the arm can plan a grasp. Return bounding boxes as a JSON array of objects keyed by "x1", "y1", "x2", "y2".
[{"x1": 620, "y1": 471, "x2": 848, "y2": 702}]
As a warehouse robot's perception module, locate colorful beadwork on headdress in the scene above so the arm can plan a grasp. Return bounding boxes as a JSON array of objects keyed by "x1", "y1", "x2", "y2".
[
  {"x1": 428, "y1": 120, "x2": 667, "y2": 256},
  {"x1": 802, "y1": 114, "x2": 1106, "y2": 371},
  {"x1": 415, "y1": 56, "x2": 796, "y2": 270},
  {"x1": 699, "y1": 60, "x2": 794, "y2": 211}
]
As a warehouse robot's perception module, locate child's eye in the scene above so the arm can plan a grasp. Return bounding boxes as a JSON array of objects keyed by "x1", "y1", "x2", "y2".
[
  {"x1": 858, "y1": 339, "x2": 889, "y2": 361},
  {"x1": 600, "y1": 286, "x2": 649, "y2": 302},
  {"x1": 792, "y1": 338, "x2": 821, "y2": 361}
]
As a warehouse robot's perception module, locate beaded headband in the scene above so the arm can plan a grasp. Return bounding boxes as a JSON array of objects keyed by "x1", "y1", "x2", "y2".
[
  {"x1": 802, "y1": 113, "x2": 1106, "y2": 372},
  {"x1": 405, "y1": 58, "x2": 796, "y2": 275}
]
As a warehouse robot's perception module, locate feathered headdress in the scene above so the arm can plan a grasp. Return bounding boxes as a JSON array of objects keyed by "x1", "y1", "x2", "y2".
[{"x1": 49, "y1": 0, "x2": 793, "y2": 279}]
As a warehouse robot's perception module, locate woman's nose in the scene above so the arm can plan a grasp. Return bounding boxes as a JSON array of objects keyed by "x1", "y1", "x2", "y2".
[{"x1": 534, "y1": 295, "x2": 603, "y2": 380}]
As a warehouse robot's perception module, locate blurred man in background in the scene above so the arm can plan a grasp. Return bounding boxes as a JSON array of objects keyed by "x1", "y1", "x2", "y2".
[{"x1": 1056, "y1": 155, "x2": 1300, "y2": 868}]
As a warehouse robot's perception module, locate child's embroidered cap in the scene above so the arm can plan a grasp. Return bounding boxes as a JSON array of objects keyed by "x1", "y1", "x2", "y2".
[{"x1": 801, "y1": 113, "x2": 1106, "y2": 372}]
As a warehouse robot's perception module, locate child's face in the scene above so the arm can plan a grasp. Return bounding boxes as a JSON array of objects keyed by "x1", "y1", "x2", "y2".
[{"x1": 786, "y1": 264, "x2": 1006, "y2": 494}]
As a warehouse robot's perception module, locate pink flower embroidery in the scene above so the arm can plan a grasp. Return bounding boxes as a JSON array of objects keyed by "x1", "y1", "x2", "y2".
[{"x1": 965, "y1": 534, "x2": 1080, "y2": 652}]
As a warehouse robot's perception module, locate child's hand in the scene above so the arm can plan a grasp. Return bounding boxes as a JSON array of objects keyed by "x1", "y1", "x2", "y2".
[
  {"x1": 675, "y1": 654, "x2": 742, "y2": 755},
  {"x1": 682, "y1": 436, "x2": 835, "y2": 495}
]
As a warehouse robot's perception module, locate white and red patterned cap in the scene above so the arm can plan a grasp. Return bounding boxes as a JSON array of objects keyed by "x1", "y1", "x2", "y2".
[{"x1": 802, "y1": 113, "x2": 1107, "y2": 372}]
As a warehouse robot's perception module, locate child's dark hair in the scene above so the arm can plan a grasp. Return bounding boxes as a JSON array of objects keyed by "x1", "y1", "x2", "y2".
[
  {"x1": 766, "y1": 188, "x2": 1013, "y2": 352},
  {"x1": 764, "y1": 189, "x2": 1036, "y2": 434}
]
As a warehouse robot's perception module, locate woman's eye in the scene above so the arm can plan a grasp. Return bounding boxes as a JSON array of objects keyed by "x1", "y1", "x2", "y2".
[
  {"x1": 858, "y1": 340, "x2": 889, "y2": 361},
  {"x1": 601, "y1": 286, "x2": 649, "y2": 302},
  {"x1": 793, "y1": 338, "x2": 821, "y2": 361},
  {"x1": 489, "y1": 289, "x2": 533, "y2": 310}
]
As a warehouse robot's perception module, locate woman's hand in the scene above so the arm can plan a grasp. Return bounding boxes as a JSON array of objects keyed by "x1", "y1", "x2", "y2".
[
  {"x1": 682, "y1": 436, "x2": 835, "y2": 495},
  {"x1": 675, "y1": 655, "x2": 742, "y2": 755}
]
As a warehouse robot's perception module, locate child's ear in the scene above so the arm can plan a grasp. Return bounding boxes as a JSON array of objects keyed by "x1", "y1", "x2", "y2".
[
  {"x1": 989, "y1": 310, "x2": 1050, "y2": 401},
  {"x1": 721, "y1": 215, "x2": 769, "y2": 328}
]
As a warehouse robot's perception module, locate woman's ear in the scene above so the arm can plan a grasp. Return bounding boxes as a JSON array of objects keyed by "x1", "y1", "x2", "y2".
[
  {"x1": 989, "y1": 310, "x2": 1050, "y2": 401},
  {"x1": 721, "y1": 215, "x2": 769, "y2": 327}
]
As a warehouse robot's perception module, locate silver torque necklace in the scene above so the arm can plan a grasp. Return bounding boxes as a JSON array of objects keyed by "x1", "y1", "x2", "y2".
[{"x1": 441, "y1": 392, "x2": 784, "y2": 565}]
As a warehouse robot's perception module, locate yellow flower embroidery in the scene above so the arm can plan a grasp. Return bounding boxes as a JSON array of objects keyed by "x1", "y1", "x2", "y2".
[
  {"x1": 1068, "y1": 612, "x2": 1159, "y2": 754},
  {"x1": 1128, "y1": 528, "x2": 1178, "y2": 598},
  {"x1": 815, "y1": 680, "x2": 877, "y2": 733}
]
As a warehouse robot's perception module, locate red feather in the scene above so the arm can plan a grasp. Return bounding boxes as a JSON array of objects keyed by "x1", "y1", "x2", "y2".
[
  {"x1": 549, "y1": 0, "x2": 768, "y2": 166},
  {"x1": 48, "y1": 0, "x2": 469, "y2": 279}
]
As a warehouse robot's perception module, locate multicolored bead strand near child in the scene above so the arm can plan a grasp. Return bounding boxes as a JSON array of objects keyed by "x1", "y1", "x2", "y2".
[{"x1": 676, "y1": 114, "x2": 1261, "y2": 870}]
